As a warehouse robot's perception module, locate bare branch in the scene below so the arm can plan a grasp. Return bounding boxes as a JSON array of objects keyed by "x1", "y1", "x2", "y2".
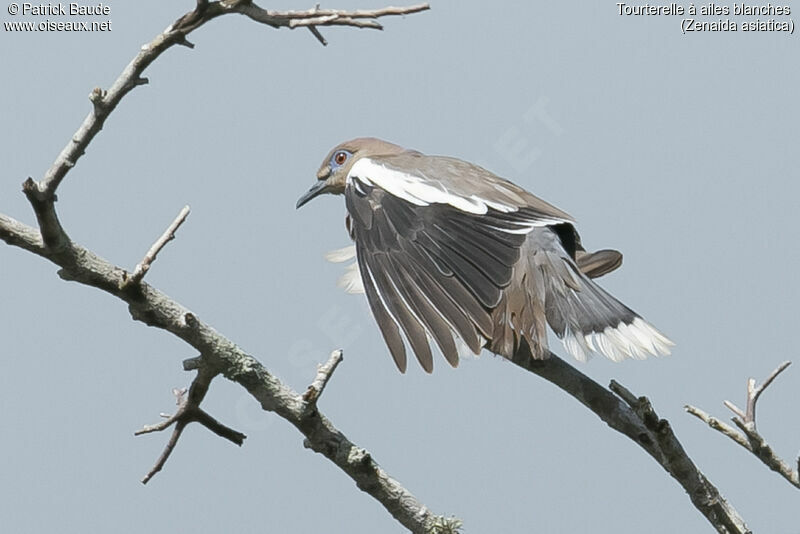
[
  {"x1": 22, "y1": 1, "x2": 428, "y2": 221},
  {"x1": 608, "y1": 379, "x2": 638, "y2": 407},
  {"x1": 759, "y1": 360, "x2": 792, "y2": 392},
  {"x1": 0, "y1": 213, "x2": 45, "y2": 256},
  {"x1": 22, "y1": 178, "x2": 70, "y2": 250},
  {"x1": 289, "y1": 16, "x2": 382, "y2": 29},
  {"x1": 307, "y1": 25, "x2": 328, "y2": 45},
  {"x1": 228, "y1": 2, "x2": 430, "y2": 33},
  {"x1": 686, "y1": 405, "x2": 752, "y2": 450},
  {"x1": 122, "y1": 205, "x2": 190, "y2": 288},
  {"x1": 723, "y1": 361, "x2": 791, "y2": 429},
  {"x1": 135, "y1": 388, "x2": 188, "y2": 435},
  {"x1": 0, "y1": 212, "x2": 445, "y2": 531},
  {"x1": 723, "y1": 400, "x2": 746, "y2": 421},
  {"x1": 687, "y1": 361, "x2": 799, "y2": 490},
  {"x1": 747, "y1": 361, "x2": 791, "y2": 425},
  {"x1": 139, "y1": 419, "x2": 187, "y2": 484},
  {"x1": 730, "y1": 418, "x2": 799, "y2": 488},
  {"x1": 511, "y1": 346, "x2": 749, "y2": 534},
  {"x1": 303, "y1": 349, "x2": 344, "y2": 407},
  {"x1": 136, "y1": 365, "x2": 245, "y2": 484}
]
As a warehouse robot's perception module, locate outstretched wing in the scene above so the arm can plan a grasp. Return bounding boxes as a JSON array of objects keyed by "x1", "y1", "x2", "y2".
[{"x1": 345, "y1": 157, "x2": 572, "y2": 372}]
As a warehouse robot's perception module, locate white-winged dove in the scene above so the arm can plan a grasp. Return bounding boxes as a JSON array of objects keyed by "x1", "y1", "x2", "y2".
[{"x1": 297, "y1": 138, "x2": 673, "y2": 373}]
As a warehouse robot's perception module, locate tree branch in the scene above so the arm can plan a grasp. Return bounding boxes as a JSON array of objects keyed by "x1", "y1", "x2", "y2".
[
  {"x1": 731, "y1": 360, "x2": 791, "y2": 428},
  {"x1": 135, "y1": 364, "x2": 246, "y2": 484},
  {"x1": 0, "y1": 213, "x2": 451, "y2": 532},
  {"x1": 686, "y1": 361, "x2": 799, "y2": 489},
  {"x1": 510, "y1": 344, "x2": 750, "y2": 534},
  {"x1": 201, "y1": 2, "x2": 431, "y2": 33},
  {"x1": 122, "y1": 205, "x2": 191, "y2": 288},
  {"x1": 21, "y1": 177, "x2": 70, "y2": 250},
  {"x1": 302, "y1": 349, "x2": 344, "y2": 407}
]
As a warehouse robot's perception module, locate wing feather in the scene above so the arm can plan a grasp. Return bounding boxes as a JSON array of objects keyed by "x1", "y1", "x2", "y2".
[
  {"x1": 346, "y1": 177, "x2": 529, "y2": 370},
  {"x1": 357, "y1": 249, "x2": 408, "y2": 372},
  {"x1": 399, "y1": 242, "x2": 489, "y2": 352},
  {"x1": 365, "y1": 250, "x2": 434, "y2": 372},
  {"x1": 380, "y1": 257, "x2": 460, "y2": 367}
]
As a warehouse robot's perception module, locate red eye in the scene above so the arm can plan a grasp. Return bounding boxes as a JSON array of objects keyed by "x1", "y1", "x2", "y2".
[{"x1": 334, "y1": 151, "x2": 348, "y2": 165}]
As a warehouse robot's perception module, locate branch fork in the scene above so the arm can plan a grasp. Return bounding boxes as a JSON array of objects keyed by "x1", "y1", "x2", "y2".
[
  {"x1": 723, "y1": 361, "x2": 791, "y2": 430},
  {"x1": 22, "y1": 178, "x2": 69, "y2": 250},
  {"x1": 136, "y1": 366, "x2": 246, "y2": 484},
  {"x1": 686, "y1": 361, "x2": 799, "y2": 489}
]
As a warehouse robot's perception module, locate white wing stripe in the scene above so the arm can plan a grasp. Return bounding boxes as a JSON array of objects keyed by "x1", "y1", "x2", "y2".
[{"x1": 349, "y1": 158, "x2": 519, "y2": 215}]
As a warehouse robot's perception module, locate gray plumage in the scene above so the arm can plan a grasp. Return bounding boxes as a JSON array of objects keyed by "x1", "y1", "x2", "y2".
[{"x1": 297, "y1": 138, "x2": 672, "y2": 373}]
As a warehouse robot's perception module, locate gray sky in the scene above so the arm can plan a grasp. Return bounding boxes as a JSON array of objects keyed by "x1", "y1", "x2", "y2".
[{"x1": 2, "y1": 1, "x2": 798, "y2": 532}]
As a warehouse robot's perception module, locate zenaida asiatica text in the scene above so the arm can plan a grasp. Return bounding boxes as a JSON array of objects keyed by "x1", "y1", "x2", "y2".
[{"x1": 297, "y1": 138, "x2": 672, "y2": 373}]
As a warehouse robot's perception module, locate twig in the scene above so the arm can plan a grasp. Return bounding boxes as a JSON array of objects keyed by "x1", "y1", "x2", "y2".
[
  {"x1": 685, "y1": 405, "x2": 751, "y2": 450},
  {"x1": 169, "y1": 2, "x2": 430, "y2": 34},
  {"x1": 226, "y1": 2, "x2": 430, "y2": 32},
  {"x1": 136, "y1": 367, "x2": 245, "y2": 484},
  {"x1": 722, "y1": 362, "x2": 791, "y2": 426},
  {"x1": 307, "y1": 25, "x2": 328, "y2": 45},
  {"x1": 686, "y1": 361, "x2": 799, "y2": 490},
  {"x1": 725, "y1": 361, "x2": 791, "y2": 428},
  {"x1": 122, "y1": 205, "x2": 190, "y2": 288},
  {"x1": 21, "y1": 178, "x2": 69, "y2": 250},
  {"x1": 608, "y1": 379, "x2": 637, "y2": 407},
  {"x1": 303, "y1": 349, "x2": 343, "y2": 407},
  {"x1": 722, "y1": 399, "x2": 746, "y2": 421},
  {"x1": 288, "y1": 15, "x2": 381, "y2": 28}
]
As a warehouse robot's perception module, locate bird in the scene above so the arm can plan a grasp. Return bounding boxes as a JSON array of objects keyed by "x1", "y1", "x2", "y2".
[{"x1": 296, "y1": 138, "x2": 673, "y2": 373}]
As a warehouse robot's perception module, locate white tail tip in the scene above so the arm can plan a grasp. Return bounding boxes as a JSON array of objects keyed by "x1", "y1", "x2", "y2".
[{"x1": 563, "y1": 317, "x2": 673, "y2": 363}]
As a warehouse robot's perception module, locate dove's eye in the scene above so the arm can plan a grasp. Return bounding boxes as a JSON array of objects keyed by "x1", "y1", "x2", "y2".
[{"x1": 332, "y1": 151, "x2": 350, "y2": 166}]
